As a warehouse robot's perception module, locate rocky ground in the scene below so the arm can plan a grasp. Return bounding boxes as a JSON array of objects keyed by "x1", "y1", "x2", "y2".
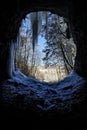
[{"x1": 0, "y1": 69, "x2": 87, "y2": 128}]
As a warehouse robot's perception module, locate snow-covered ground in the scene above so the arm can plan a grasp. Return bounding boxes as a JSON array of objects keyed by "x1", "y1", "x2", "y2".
[{"x1": 1, "y1": 69, "x2": 87, "y2": 121}]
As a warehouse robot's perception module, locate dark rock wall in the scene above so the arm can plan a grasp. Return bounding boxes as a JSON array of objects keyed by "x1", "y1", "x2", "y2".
[{"x1": 69, "y1": 1, "x2": 87, "y2": 77}]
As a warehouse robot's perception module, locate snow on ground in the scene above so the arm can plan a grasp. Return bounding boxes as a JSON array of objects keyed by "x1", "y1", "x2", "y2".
[{"x1": 1, "y1": 69, "x2": 87, "y2": 120}]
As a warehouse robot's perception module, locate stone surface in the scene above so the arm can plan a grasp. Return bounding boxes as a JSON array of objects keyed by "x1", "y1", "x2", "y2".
[{"x1": 0, "y1": 70, "x2": 87, "y2": 122}]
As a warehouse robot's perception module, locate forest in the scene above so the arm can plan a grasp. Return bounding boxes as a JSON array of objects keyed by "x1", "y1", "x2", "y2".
[{"x1": 16, "y1": 11, "x2": 76, "y2": 82}]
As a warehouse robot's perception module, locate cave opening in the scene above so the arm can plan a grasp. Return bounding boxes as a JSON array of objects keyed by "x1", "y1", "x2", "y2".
[
  {"x1": 15, "y1": 11, "x2": 76, "y2": 82},
  {"x1": 0, "y1": 1, "x2": 87, "y2": 124}
]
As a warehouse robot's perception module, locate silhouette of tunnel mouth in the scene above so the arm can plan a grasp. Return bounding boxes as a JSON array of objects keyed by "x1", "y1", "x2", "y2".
[
  {"x1": 15, "y1": 11, "x2": 76, "y2": 82},
  {"x1": 1, "y1": 2, "x2": 87, "y2": 121}
]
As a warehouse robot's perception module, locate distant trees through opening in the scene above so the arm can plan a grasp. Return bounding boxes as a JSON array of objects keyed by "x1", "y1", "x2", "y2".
[{"x1": 15, "y1": 11, "x2": 76, "y2": 82}]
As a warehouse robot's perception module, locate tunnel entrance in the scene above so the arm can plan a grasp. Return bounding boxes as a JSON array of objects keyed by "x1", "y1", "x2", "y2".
[
  {"x1": 1, "y1": 1, "x2": 87, "y2": 122},
  {"x1": 15, "y1": 11, "x2": 76, "y2": 82}
]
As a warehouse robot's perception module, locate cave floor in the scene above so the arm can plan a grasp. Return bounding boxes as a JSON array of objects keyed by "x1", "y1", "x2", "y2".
[{"x1": 0, "y1": 70, "x2": 87, "y2": 126}]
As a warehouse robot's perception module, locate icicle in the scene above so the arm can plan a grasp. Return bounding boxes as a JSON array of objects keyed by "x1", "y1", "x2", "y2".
[
  {"x1": 38, "y1": 12, "x2": 42, "y2": 34},
  {"x1": 30, "y1": 12, "x2": 37, "y2": 52},
  {"x1": 30, "y1": 12, "x2": 42, "y2": 52}
]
